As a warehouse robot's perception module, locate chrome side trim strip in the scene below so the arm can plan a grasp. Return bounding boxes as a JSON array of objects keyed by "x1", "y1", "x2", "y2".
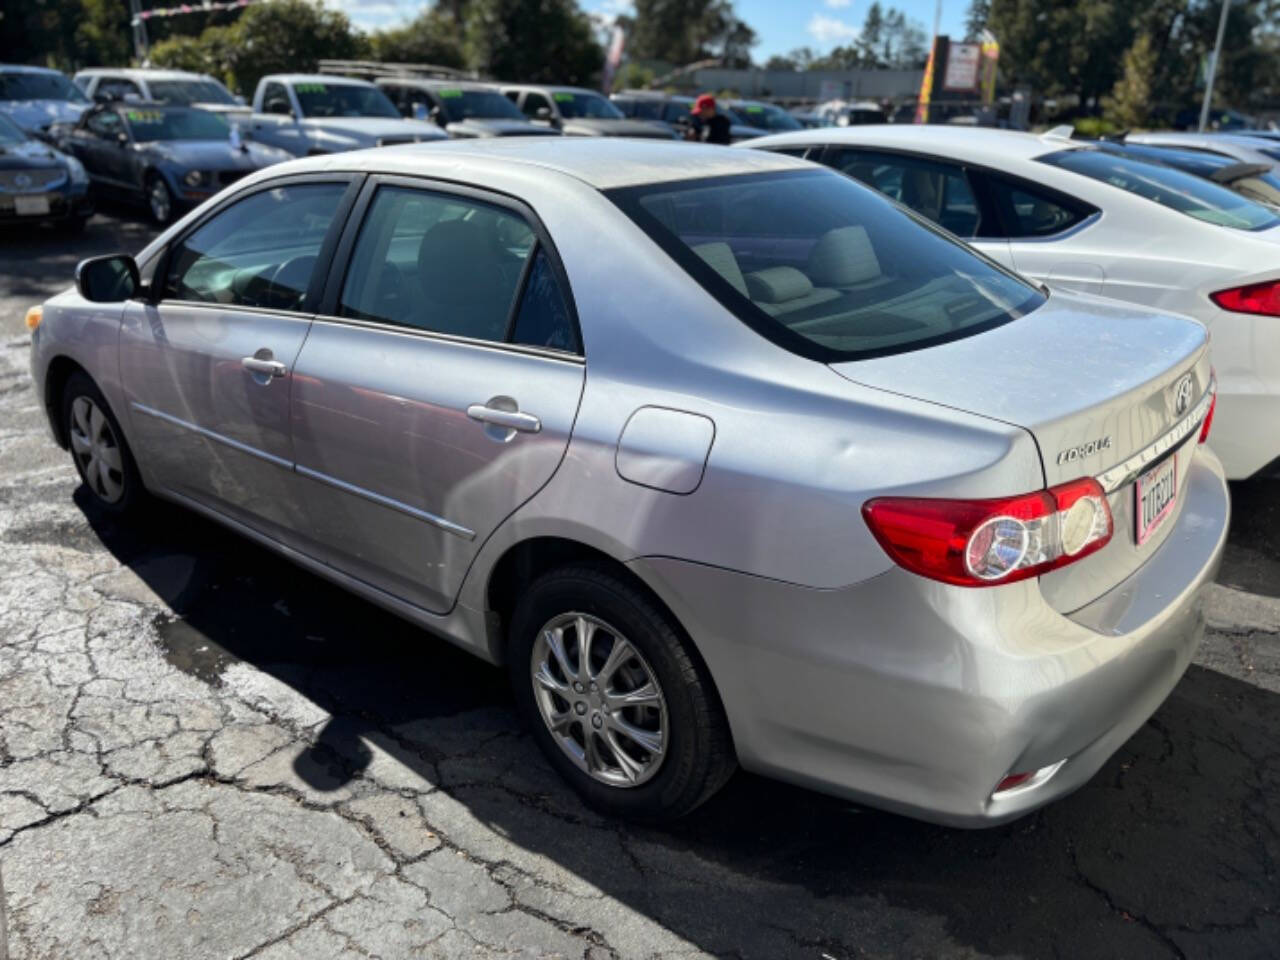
[
  {"x1": 131, "y1": 401, "x2": 476, "y2": 541},
  {"x1": 1095, "y1": 383, "x2": 1215, "y2": 494},
  {"x1": 295, "y1": 464, "x2": 476, "y2": 540},
  {"x1": 130, "y1": 402, "x2": 293, "y2": 469}
]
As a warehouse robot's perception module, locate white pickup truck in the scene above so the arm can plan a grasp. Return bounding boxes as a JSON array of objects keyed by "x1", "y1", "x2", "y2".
[{"x1": 245, "y1": 73, "x2": 446, "y2": 156}]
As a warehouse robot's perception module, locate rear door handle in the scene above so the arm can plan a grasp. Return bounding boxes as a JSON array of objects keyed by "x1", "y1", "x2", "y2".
[
  {"x1": 466, "y1": 404, "x2": 541, "y2": 434},
  {"x1": 241, "y1": 356, "x2": 287, "y2": 378}
]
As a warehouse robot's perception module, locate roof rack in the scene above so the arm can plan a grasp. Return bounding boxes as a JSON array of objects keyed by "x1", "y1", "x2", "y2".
[{"x1": 316, "y1": 59, "x2": 477, "y2": 82}]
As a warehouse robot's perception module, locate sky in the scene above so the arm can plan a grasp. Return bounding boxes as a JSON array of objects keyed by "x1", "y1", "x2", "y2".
[{"x1": 326, "y1": 0, "x2": 969, "y2": 61}]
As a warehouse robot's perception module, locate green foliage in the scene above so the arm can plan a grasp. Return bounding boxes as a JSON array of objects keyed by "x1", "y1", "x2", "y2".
[
  {"x1": 615, "y1": 63, "x2": 656, "y2": 91},
  {"x1": 1072, "y1": 116, "x2": 1119, "y2": 138},
  {"x1": 1103, "y1": 32, "x2": 1156, "y2": 130},
  {"x1": 808, "y1": 5, "x2": 928, "y2": 71},
  {"x1": 367, "y1": 7, "x2": 465, "y2": 68},
  {"x1": 628, "y1": 0, "x2": 756, "y2": 67},
  {"x1": 464, "y1": 0, "x2": 603, "y2": 85},
  {"x1": 964, "y1": 0, "x2": 991, "y2": 42}
]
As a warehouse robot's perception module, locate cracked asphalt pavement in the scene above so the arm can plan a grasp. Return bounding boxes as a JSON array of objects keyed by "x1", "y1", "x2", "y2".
[{"x1": 0, "y1": 213, "x2": 1278, "y2": 959}]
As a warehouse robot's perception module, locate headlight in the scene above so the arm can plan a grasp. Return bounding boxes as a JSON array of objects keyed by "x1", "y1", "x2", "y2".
[
  {"x1": 65, "y1": 156, "x2": 88, "y2": 185},
  {"x1": 183, "y1": 169, "x2": 205, "y2": 187}
]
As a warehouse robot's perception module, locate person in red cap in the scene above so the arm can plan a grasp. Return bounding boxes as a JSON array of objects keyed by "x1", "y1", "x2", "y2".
[{"x1": 685, "y1": 93, "x2": 732, "y2": 145}]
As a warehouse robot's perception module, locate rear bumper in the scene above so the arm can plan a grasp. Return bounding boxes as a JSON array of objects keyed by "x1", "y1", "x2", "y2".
[
  {"x1": 631, "y1": 447, "x2": 1230, "y2": 827},
  {"x1": 0, "y1": 185, "x2": 93, "y2": 225}
]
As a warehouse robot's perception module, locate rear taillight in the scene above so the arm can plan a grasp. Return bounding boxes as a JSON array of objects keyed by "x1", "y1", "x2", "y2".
[
  {"x1": 1199, "y1": 376, "x2": 1217, "y2": 444},
  {"x1": 862, "y1": 477, "x2": 1113, "y2": 587},
  {"x1": 1211, "y1": 280, "x2": 1280, "y2": 316}
]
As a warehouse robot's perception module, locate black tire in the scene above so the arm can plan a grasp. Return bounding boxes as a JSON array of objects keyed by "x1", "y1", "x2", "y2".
[
  {"x1": 61, "y1": 371, "x2": 146, "y2": 516},
  {"x1": 509, "y1": 564, "x2": 735, "y2": 821},
  {"x1": 144, "y1": 173, "x2": 173, "y2": 225}
]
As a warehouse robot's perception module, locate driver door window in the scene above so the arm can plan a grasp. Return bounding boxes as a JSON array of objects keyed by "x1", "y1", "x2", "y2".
[
  {"x1": 86, "y1": 110, "x2": 122, "y2": 139},
  {"x1": 97, "y1": 78, "x2": 142, "y2": 101},
  {"x1": 163, "y1": 183, "x2": 347, "y2": 312},
  {"x1": 522, "y1": 92, "x2": 551, "y2": 118}
]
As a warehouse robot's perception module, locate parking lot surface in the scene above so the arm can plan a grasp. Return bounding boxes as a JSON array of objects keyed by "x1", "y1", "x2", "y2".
[{"x1": 0, "y1": 213, "x2": 1278, "y2": 959}]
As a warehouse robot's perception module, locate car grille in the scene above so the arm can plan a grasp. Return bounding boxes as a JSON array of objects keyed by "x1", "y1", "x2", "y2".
[
  {"x1": 217, "y1": 170, "x2": 248, "y2": 187},
  {"x1": 0, "y1": 168, "x2": 67, "y2": 192}
]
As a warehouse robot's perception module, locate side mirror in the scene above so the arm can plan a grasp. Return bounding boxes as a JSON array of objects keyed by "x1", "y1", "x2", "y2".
[
  {"x1": 76, "y1": 254, "x2": 139, "y2": 303},
  {"x1": 115, "y1": 131, "x2": 128, "y2": 146},
  {"x1": 428, "y1": 105, "x2": 444, "y2": 126},
  {"x1": 535, "y1": 106, "x2": 552, "y2": 121}
]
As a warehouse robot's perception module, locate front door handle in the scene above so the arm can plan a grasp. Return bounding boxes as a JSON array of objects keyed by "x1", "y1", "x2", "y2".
[
  {"x1": 466, "y1": 403, "x2": 541, "y2": 434},
  {"x1": 241, "y1": 356, "x2": 287, "y2": 378}
]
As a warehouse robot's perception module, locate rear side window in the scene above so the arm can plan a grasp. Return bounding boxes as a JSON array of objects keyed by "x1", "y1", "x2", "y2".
[
  {"x1": 983, "y1": 176, "x2": 1093, "y2": 238},
  {"x1": 608, "y1": 169, "x2": 1044, "y2": 361},
  {"x1": 338, "y1": 185, "x2": 579, "y2": 352},
  {"x1": 164, "y1": 183, "x2": 346, "y2": 310},
  {"x1": 1039, "y1": 148, "x2": 1280, "y2": 231},
  {"x1": 822, "y1": 148, "x2": 983, "y2": 239}
]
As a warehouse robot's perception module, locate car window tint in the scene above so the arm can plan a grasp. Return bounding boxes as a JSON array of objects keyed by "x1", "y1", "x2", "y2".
[
  {"x1": 339, "y1": 185, "x2": 538, "y2": 342},
  {"x1": 511, "y1": 247, "x2": 578, "y2": 352},
  {"x1": 164, "y1": 183, "x2": 346, "y2": 311},
  {"x1": 521, "y1": 92, "x2": 550, "y2": 118},
  {"x1": 984, "y1": 176, "x2": 1091, "y2": 238},
  {"x1": 824, "y1": 148, "x2": 982, "y2": 238},
  {"x1": 1038, "y1": 148, "x2": 1280, "y2": 231},
  {"x1": 87, "y1": 110, "x2": 122, "y2": 138},
  {"x1": 608, "y1": 168, "x2": 1044, "y2": 361}
]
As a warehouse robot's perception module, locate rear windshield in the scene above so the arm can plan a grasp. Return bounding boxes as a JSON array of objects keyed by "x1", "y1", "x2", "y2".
[
  {"x1": 1039, "y1": 148, "x2": 1280, "y2": 231},
  {"x1": 608, "y1": 169, "x2": 1045, "y2": 361},
  {"x1": 148, "y1": 79, "x2": 235, "y2": 106}
]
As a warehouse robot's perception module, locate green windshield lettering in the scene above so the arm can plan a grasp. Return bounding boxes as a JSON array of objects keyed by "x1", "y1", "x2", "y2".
[
  {"x1": 553, "y1": 93, "x2": 575, "y2": 102},
  {"x1": 438, "y1": 89, "x2": 462, "y2": 98}
]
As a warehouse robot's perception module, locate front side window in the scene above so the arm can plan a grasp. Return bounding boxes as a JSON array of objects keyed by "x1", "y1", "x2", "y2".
[
  {"x1": 0, "y1": 71, "x2": 87, "y2": 103},
  {"x1": 293, "y1": 82, "x2": 399, "y2": 119},
  {"x1": 124, "y1": 107, "x2": 229, "y2": 142},
  {"x1": 1039, "y1": 148, "x2": 1280, "y2": 231},
  {"x1": 521, "y1": 92, "x2": 551, "y2": 118},
  {"x1": 338, "y1": 185, "x2": 578, "y2": 351},
  {"x1": 608, "y1": 169, "x2": 1044, "y2": 361},
  {"x1": 148, "y1": 79, "x2": 236, "y2": 106},
  {"x1": 97, "y1": 79, "x2": 143, "y2": 101},
  {"x1": 86, "y1": 110, "x2": 124, "y2": 139},
  {"x1": 551, "y1": 91, "x2": 623, "y2": 119},
  {"x1": 824, "y1": 148, "x2": 983, "y2": 238},
  {"x1": 164, "y1": 182, "x2": 347, "y2": 311}
]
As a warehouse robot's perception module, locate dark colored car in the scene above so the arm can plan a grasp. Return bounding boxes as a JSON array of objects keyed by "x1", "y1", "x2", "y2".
[
  {"x1": 53, "y1": 102, "x2": 292, "y2": 223},
  {"x1": 610, "y1": 92, "x2": 768, "y2": 142},
  {"x1": 377, "y1": 79, "x2": 561, "y2": 138},
  {"x1": 0, "y1": 111, "x2": 93, "y2": 232},
  {"x1": 1094, "y1": 140, "x2": 1280, "y2": 208},
  {"x1": 725, "y1": 100, "x2": 804, "y2": 133}
]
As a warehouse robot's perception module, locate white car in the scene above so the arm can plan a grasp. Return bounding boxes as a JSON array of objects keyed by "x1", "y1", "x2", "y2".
[
  {"x1": 73, "y1": 68, "x2": 249, "y2": 118},
  {"x1": 746, "y1": 125, "x2": 1280, "y2": 480},
  {"x1": 1123, "y1": 131, "x2": 1280, "y2": 168}
]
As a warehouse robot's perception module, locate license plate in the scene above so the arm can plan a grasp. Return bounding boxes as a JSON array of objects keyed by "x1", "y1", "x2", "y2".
[
  {"x1": 1135, "y1": 457, "x2": 1177, "y2": 545},
  {"x1": 14, "y1": 194, "x2": 50, "y2": 216}
]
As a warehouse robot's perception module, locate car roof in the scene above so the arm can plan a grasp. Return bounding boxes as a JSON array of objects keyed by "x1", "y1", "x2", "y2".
[
  {"x1": 75, "y1": 68, "x2": 212, "y2": 80},
  {"x1": 270, "y1": 74, "x2": 373, "y2": 87},
  {"x1": 501, "y1": 84, "x2": 601, "y2": 95},
  {"x1": 377, "y1": 79, "x2": 496, "y2": 91},
  {"x1": 284, "y1": 137, "x2": 809, "y2": 190},
  {"x1": 0, "y1": 64, "x2": 64, "y2": 75},
  {"x1": 747, "y1": 124, "x2": 1087, "y2": 166}
]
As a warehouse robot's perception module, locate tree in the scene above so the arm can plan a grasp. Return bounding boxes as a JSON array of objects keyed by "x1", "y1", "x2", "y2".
[
  {"x1": 1103, "y1": 31, "x2": 1156, "y2": 129},
  {"x1": 963, "y1": 0, "x2": 990, "y2": 41},
  {"x1": 628, "y1": 0, "x2": 756, "y2": 66},
  {"x1": 464, "y1": 0, "x2": 603, "y2": 85},
  {"x1": 367, "y1": 8, "x2": 465, "y2": 68}
]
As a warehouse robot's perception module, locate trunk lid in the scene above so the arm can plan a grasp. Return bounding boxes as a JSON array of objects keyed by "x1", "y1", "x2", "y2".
[{"x1": 831, "y1": 289, "x2": 1212, "y2": 611}]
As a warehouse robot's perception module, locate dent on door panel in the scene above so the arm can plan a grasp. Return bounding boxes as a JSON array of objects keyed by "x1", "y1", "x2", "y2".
[{"x1": 288, "y1": 321, "x2": 585, "y2": 613}]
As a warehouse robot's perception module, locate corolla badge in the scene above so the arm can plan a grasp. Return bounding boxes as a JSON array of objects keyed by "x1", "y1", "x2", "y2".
[
  {"x1": 1173, "y1": 374, "x2": 1194, "y2": 416},
  {"x1": 1057, "y1": 436, "x2": 1113, "y2": 465}
]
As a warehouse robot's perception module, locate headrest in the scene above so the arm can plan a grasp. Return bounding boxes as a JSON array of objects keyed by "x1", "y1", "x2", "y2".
[
  {"x1": 691, "y1": 241, "x2": 748, "y2": 297},
  {"x1": 744, "y1": 266, "x2": 813, "y2": 303},
  {"x1": 806, "y1": 226, "x2": 881, "y2": 286}
]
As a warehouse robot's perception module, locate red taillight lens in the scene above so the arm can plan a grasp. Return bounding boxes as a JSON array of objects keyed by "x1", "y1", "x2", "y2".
[
  {"x1": 1211, "y1": 280, "x2": 1280, "y2": 316},
  {"x1": 1199, "y1": 387, "x2": 1216, "y2": 444},
  {"x1": 862, "y1": 478, "x2": 1113, "y2": 587}
]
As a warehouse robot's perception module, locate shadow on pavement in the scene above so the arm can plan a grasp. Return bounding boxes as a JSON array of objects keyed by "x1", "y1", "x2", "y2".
[{"x1": 48, "y1": 475, "x2": 1280, "y2": 960}]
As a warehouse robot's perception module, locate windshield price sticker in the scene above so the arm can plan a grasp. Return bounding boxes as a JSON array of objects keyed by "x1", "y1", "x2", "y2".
[
  {"x1": 439, "y1": 89, "x2": 463, "y2": 98},
  {"x1": 294, "y1": 83, "x2": 326, "y2": 94},
  {"x1": 126, "y1": 111, "x2": 163, "y2": 124},
  {"x1": 553, "y1": 93, "x2": 575, "y2": 102}
]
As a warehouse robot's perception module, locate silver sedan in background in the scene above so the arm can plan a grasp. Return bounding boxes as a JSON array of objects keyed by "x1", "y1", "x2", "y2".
[{"x1": 27, "y1": 141, "x2": 1227, "y2": 825}]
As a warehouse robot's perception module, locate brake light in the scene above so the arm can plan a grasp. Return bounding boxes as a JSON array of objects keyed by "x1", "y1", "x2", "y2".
[
  {"x1": 862, "y1": 477, "x2": 1113, "y2": 587},
  {"x1": 1199, "y1": 389, "x2": 1216, "y2": 443},
  {"x1": 1211, "y1": 280, "x2": 1280, "y2": 316}
]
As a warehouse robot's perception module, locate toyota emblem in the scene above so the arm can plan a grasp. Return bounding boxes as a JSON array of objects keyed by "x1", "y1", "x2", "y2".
[
  {"x1": 13, "y1": 173, "x2": 31, "y2": 189},
  {"x1": 1174, "y1": 374, "x2": 1193, "y2": 415}
]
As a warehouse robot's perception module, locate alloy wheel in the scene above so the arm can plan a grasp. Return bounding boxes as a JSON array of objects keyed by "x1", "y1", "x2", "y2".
[
  {"x1": 148, "y1": 178, "x2": 171, "y2": 223},
  {"x1": 530, "y1": 612, "x2": 668, "y2": 787},
  {"x1": 69, "y1": 396, "x2": 125, "y2": 503}
]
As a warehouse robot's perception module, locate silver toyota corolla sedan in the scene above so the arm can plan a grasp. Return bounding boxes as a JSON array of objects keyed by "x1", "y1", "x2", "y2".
[{"x1": 27, "y1": 140, "x2": 1228, "y2": 826}]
